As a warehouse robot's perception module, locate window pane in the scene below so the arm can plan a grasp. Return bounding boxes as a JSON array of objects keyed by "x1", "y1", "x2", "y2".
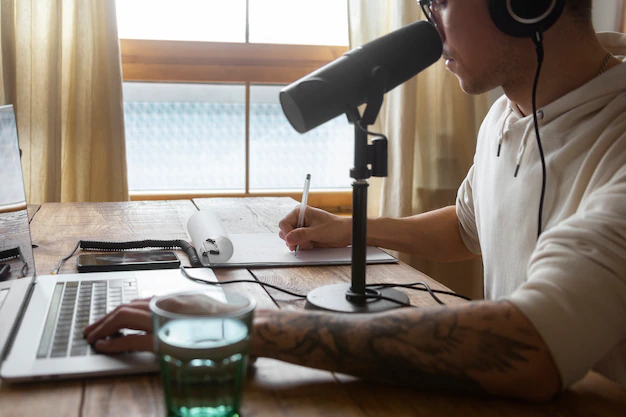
[
  {"x1": 249, "y1": 85, "x2": 353, "y2": 190},
  {"x1": 123, "y1": 82, "x2": 246, "y2": 192},
  {"x1": 116, "y1": 0, "x2": 246, "y2": 42},
  {"x1": 249, "y1": 0, "x2": 349, "y2": 46}
]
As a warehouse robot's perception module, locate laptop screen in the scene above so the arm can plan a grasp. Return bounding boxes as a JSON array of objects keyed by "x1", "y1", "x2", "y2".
[{"x1": 0, "y1": 104, "x2": 35, "y2": 280}]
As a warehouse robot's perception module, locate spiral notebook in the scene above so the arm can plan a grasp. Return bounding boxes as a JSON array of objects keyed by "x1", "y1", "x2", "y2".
[{"x1": 187, "y1": 211, "x2": 398, "y2": 268}]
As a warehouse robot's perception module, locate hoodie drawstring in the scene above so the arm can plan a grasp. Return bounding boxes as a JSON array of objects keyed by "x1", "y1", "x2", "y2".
[
  {"x1": 496, "y1": 105, "x2": 543, "y2": 178},
  {"x1": 514, "y1": 121, "x2": 536, "y2": 177},
  {"x1": 496, "y1": 107, "x2": 514, "y2": 157}
]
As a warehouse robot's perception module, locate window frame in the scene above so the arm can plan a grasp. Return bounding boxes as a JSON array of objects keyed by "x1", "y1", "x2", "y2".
[{"x1": 120, "y1": 38, "x2": 351, "y2": 212}]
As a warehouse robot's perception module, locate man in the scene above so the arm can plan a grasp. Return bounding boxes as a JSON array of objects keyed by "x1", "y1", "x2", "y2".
[{"x1": 84, "y1": 0, "x2": 626, "y2": 401}]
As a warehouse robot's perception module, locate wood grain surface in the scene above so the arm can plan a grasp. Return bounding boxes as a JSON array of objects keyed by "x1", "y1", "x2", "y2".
[
  {"x1": 193, "y1": 197, "x2": 298, "y2": 234},
  {"x1": 0, "y1": 379, "x2": 83, "y2": 417},
  {"x1": 29, "y1": 200, "x2": 198, "y2": 274},
  {"x1": 0, "y1": 198, "x2": 624, "y2": 417}
]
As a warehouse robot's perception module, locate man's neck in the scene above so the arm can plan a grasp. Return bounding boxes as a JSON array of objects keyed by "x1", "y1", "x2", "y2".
[{"x1": 503, "y1": 24, "x2": 617, "y2": 116}]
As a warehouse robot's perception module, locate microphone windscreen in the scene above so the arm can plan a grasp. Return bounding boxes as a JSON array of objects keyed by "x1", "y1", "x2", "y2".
[
  {"x1": 280, "y1": 20, "x2": 442, "y2": 134},
  {"x1": 354, "y1": 20, "x2": 443, "y2": 92}
]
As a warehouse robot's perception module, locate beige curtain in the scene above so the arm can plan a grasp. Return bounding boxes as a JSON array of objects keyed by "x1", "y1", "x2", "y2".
[
  {"x1": 0, "y1": 0, "x2": 128, "y2": 203},
  {"x1": 348, "y1": 0, "x2": 488, "y2": 299}
]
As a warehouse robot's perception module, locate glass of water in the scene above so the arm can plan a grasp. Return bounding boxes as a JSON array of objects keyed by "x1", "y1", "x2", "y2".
[{"x1": 150, "y1": 291, "x2": 256, "y2": 417}]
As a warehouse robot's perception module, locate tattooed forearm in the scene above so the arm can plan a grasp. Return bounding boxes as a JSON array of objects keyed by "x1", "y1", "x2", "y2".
[{"x1": 251, "y1": 301, "x2": 560, "y2": 400}]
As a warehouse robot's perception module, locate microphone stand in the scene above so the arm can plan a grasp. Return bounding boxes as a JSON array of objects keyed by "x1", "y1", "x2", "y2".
[{"x1": 305, "y1": 69, "x2": 410, "y2": 313}]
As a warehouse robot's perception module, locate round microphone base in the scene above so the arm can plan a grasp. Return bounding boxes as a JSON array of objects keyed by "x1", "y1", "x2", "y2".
[{"x1": 305, "y1": 283, "x2": 409, "y2": 313}]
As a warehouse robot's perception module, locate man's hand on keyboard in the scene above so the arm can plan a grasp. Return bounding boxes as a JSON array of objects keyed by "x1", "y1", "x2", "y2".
[{"x1": 83, "y1": 298, "x2": 154, "y2": 353}]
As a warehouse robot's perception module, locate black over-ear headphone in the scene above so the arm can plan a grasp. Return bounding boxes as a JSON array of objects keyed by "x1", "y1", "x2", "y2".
[
  {"x1": 488, "y1": 0, "x2": 568, "y2": 238},
  {"x1": 488, "y1": 0, "x2": 566, "y2": 37}
]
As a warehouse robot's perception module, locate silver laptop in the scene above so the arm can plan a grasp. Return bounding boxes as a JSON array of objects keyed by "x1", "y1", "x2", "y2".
[{"x1": 0, "y1": 104, "x2": 221, "y2": 382}]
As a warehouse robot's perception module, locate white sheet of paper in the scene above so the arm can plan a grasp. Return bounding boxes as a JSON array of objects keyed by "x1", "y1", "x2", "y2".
[{"x1": 208, "y1": 233, "x2": 397, "y2": 268}]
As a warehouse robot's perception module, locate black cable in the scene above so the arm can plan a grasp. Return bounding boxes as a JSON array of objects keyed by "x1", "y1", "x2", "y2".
[
  {"x1": 53, "y1": 241, "x2": 81, "y2": 274},
  {"x1": 368, "y1": 282, "x2": 446, "y2": 305},
  {"x1": 405, "y1": 283, "x2": 472, "y2": 301},
  {"x1": 367, "y1": 294, "x2": 414, "y2": 308},
  {"x1": 531, "y1": 30, "x2": 547, "y2": 239},
  {"x1": 180, "y1": 267, "x2": 471, "y2": 306},
  {"x1": 356, "y1": 120, "x2": 388, "y2": 141},
  {"x1": 369, "y1": 281, "x2": 471, "y2": 302},
  {"x1": 179, "y1": 266, "x2": 308, "y2": 298},
  {"x1": 18, "y1": 249, "x2": 28, "y2": 277}
]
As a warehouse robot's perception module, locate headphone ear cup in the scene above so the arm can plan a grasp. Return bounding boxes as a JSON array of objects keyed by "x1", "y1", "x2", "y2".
[{"x1": 488, "y1": 0, "x2": 566, "y2": 38}]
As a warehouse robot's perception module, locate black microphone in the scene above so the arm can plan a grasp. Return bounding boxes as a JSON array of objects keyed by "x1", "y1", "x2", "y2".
[{"x1": 280, "y1": 20, "x2": 443, "y2": 134}]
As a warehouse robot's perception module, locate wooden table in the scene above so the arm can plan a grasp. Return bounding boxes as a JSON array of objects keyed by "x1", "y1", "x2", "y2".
[{"x1": 1, "y1": 198, "x2": 624, "y2": 417}]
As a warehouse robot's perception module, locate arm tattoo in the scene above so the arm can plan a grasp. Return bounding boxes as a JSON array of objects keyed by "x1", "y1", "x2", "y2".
[{"x1": 254, "y1": 301, "x2": 542, "y2": 393}]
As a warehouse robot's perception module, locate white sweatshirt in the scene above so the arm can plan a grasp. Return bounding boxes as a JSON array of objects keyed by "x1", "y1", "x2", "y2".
[{"x1": 456, "y1": 32, "x2": 626, "y2": 389}]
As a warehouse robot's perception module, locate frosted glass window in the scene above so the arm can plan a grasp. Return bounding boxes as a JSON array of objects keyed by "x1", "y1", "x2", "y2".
[
  {"x1": 123, "y1": 82, "x2": 246, "y2": 192},
  {"x1": 123, "y1": 83, "x2": 354, "y2": 193},
  {"x1": 116, "y1": 0, "x2": 246, "y2": 42},
  {"x1": 249, "y1": 85, "x2": 353, "y2": 190},
  {"x1": 249, "y1": 0, "x2": 349, "y2": 46}
]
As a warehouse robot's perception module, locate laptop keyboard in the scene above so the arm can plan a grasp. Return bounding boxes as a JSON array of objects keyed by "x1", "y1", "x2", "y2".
[{"x1": 36, "y1": 278, "x2": 138, "y2": 359}]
